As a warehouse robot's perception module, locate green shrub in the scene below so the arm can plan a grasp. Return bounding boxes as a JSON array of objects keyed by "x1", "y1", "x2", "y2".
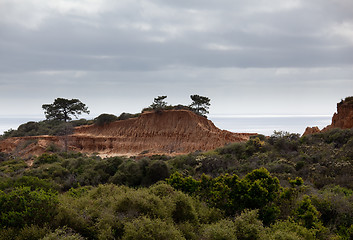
[
  {"x1": 117, "y1": 112, "x2": 140, "y2": 120},
  {"x1": 0, "y1": 176, "x2": 57, "y2": 191},
  {"x1": 94, "y1": 113, "x2": 118, "y2": 126},
  {"x1": 0, "y1": 225, "x2": 50, "y2": 240},
  {"x1": 123, "y1": 216, "x2": 185, "y2": 240},
  {"x1": 200, "y1": 219, "x2": 236, "y2": 240},
  {"x1": 146, "y1": 160, "x2": 170, "y2": 184},
  {"x1": 0, "y1": 187, "x2": 58, "y2": 228},
  {"x1": 42, "y1": 227, "x2": 85, "y2": 240},
  {"x1": 167, "y1": 168, "x2": 281, "y2": 216},
  {"x1": 293, "y1": 196, "x2": 323, "y2": 230},
  {"x1": 109, "y1": 159, "x2": 145, "y2": 186},
  {"x1": 35, "y1": 154, "x2": 60, "y2": 166},
  {"x1": 172, "y1": 193, "x2": 198, "y2": 224},
  {"x1": 234, "y1": 209, "x2": 268, "y2": 240},
  {"x1": 269, "y1": 220, "x2": 316, "y2": 240},
  {"x1": 113, "y1": 188, "x2": 168, "y2": 220},
  {"x1": 216, "y1": 142, "x2": 247, "y2": 159}
]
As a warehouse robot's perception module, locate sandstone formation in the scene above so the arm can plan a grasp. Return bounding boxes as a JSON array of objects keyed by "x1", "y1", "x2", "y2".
[
  {"x1": 303, "y1": 97, "x2": 353, "y2": 136},
  {"x1": 303, "y1": 126, "x2": 321, "y2": 136},
  {"x1": 0, "y1": 110, "x2": 256, "y2": 157},
  {"x1": 322, "y1": 97, "x2": 353, "y2": 131}
]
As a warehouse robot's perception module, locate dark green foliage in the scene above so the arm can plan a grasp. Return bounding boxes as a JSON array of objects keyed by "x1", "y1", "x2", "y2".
[
  {"x1": 142, "y1": 104, "x2": 191, "y2": 113},
  {"x1": 0, "y1": 176, "x2": 57, "y2": 192},
  {"x1": 117, "y1": 112, "x2": 140, "y2": 120},
  {"x1": 0, "y1": 187, "x2": 58, "y2": 228},
  {"x1": 94, "y1": 113, "x2": 118, "y2": 126},
  {"x1": 1, "y1": 127, "x2": 353, "y2": 239},
  {"x1": 42, "y1": 98, "x2": 90, "y2": 122},
  {"x1": 146, "y1": 160, "x2": 170, "y2": 184},
  {"x1": 167, "y1": 168, "x2": 281, "y2": 215},
  {"x1": 42, "y1": 227, "x2": 85, "y2": 240},
  {"x1": 35, "y1": 153, "x2": 60, "y2": 165},
  {"x1": 54, "y1": 184, "x2": 221, "y2": 239},
  {"x1": 0, "y1": 157, "x2": 28, "y2": 175},
  {"x1": 200, "y1": 219, "x2": 237, "y2": 240},
  {"x1": 293, "y1": 196, "x2": 322, "y2": 229},
  {"x1": 269, "y1": 220, "x2": 316, "y2": 240},
  {"x1": 269, "y1": 131, "x2": 300, "y2": 153},
  {"x1": 123, "y1": 216, "x2": 185, "y2": 240},
  {"x1": 216, "y1": 142, "x2": 247, "y2": 159},
  {"x1": 172, "y1": 194, "x2": 198, "y2": 223},
  {"x1": 233, "y1": 210, "x2": 268, "y2": 240},
  {"x1": 311, "y1": 185, "x2": 353, "y2": 238},
  {"x1": 2, "y1": 118, "x2": 93, "y2": 139},
  {"x1": 189, "y1": 94, "x2": 210, "y2": 116},
  {"x1": 150, "y1": 95, "x2": 168, "y2": 110},
  {"x1": 109, "y1": 159, "x2": 147, "y2": 186},
  {"x1": 0, "y1": 225, "x2": 50, "y2": 240}
]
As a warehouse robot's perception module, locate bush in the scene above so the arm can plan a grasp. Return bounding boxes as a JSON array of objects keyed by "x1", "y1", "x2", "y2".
[
  {"x1": 123, "y1": 216, "x2": 185, "y2": 240},
  {"x1": 42, "y1": 227, "x2": 85, "y2": 240},
  {"x1": 0, "y1": 225, "x2": 50, "y2": 240},
  {"x1": 0, "y1": 187, "x2": 58, "y2": 228},
  {"x1": 94, "y1": 113, "x2": 118, "y2": 126},
  {"x1": 109, "y1": 159, "x2": 146, "y2": 186},
  {"x1": 117, "y1": 112, "x2": 140, "y2": 120},
  {"x1": 293, "y1": 196, "x2": 322, "y2": 229},
  {"x1": 35, "y1": 153, "x2": 60, "y2": 166},
  {"x1": 172, "y1": 193, "x2": 198, "y2": 224},
  {"x1": 146, "y1": 160, "x2": 170, "y2": 184},
  {"x1": 233, "y1": 210, "x2": 268, "y2": 240},
  {"x1": 269, "y1": 220, "x2": 316, "y2": 240},
  {"x1": 0, "y1": 176, "x2": 57, "y2": 192},
  {"x1": 216, "y1": 142, "x2": 247, "y2": 159},
  {"x1": 200, "y1": 219, "x2": 236, "y2": 240}
]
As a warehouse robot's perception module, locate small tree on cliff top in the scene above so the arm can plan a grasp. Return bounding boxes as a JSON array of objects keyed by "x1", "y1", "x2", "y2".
[
  {"x1": 150, "y1": 96, "x2": 168, "y2": 110},
  {"x1": 42, "y1": 98, "x2": 90, "y2": 122},
  {"x1": 190, "y1": 95, "x2": 210, "y2": 116}
]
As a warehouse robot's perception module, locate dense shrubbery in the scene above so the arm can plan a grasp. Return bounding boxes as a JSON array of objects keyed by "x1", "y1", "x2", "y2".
[
  {"x1": 1, "y1": 119, "x2": 93, "y2": 139},
  {"x1": 94, "y1": 113, "x2": 119, "y2": 126},
  {"x1": 0, "y1": 186, "x2": 58, "y2": 228},
  {"x1": 0, "y1": 128, "x2": 353, "y2": 239}
]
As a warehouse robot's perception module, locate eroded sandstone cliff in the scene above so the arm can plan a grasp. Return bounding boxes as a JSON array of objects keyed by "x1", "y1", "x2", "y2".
[
  {"x1": 303, "y1": 97, "x2": 353, "y2": 136},
  {"x1": 0, "y1": 110, "x2": 256, "y2": 157}
]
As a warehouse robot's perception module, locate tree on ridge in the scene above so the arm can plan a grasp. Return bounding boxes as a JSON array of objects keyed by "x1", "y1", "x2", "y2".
[
  {"x1": 190, "y1": 95, "x2": 210, "y2": 116},
  {"x1": 150, "y1": 96, "x2": 168, "y2": 110},
  {"x1": 42, "y1": 98, "x2": 90, "y2": 122}
]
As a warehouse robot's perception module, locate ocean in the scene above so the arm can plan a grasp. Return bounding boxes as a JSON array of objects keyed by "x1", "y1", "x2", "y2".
[
  {"x1": 209, "y1": 115, "x2": 332, "y2": 136},
  {"x1": 0, "y1": 115, "x2": 332, "y2": 136}
]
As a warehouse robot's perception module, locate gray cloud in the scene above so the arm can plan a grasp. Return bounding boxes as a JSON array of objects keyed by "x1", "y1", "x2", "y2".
[{"x1": 0, "y1": 0, "x2": 352, "y2": 118}]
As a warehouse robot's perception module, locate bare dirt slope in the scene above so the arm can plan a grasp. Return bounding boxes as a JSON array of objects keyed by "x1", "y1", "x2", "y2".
[{"x1": 0, "y1": 110, "x2": 256, "y2": 157}]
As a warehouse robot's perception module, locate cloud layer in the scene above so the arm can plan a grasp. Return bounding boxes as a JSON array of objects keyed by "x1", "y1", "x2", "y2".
[{"x1": 0, "y1": 0, "x2": 352, "y2": 116}]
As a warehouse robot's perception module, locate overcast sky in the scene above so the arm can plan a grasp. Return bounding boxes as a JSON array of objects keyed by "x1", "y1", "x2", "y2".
[{"x1": 0, "y1": 0, "x2": 352, "y2": 119}]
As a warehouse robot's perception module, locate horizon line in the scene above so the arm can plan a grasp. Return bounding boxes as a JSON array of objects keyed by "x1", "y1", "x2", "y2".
[{"x1": 0, "y1": 113, "x2": 333, "y2": 119}]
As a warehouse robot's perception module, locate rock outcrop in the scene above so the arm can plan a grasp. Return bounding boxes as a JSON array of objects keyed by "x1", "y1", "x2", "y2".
[
  {"x1": 303, "y1": 97, "x2": 353, "y2": 136},
  {"x1": 322, "y1": 97, "x2": 353, "y2": 131},
  {"x1": 303, "y1": 126, "x2": 321, "y2": 136},
  {"x1": 0, "y1": 110, "x2": 256, "y2": 157}
]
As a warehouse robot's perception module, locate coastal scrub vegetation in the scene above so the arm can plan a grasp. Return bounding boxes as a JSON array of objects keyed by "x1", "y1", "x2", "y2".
[{"x1": 0, "y1": 128, "x2": 353, "y2": 239}]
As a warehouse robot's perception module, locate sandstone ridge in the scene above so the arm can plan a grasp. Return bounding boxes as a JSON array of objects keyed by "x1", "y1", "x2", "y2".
[
  {"x1": 303, "y1": 97, "x2": 353, "y2": 136},
  {"x1": 0, "y1": 110, "x2": 256, "y2": 157}
]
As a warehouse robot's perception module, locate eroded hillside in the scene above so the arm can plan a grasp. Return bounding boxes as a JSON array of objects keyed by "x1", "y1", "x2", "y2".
[{"x1": 0, "y1": 110, "x2": 256, "y2": 157}]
